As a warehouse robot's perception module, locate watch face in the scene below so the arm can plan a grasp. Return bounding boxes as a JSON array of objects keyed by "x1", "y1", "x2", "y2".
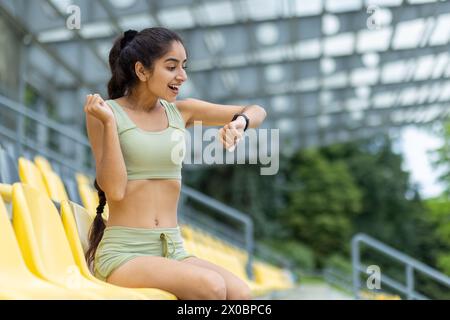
[{"x1": 231, "y1": 113, "x2": 248, "y2": 131}]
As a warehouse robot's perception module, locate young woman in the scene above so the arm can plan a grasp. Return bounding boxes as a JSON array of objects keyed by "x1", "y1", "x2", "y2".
[{"x1": 84, "y1": 27, "x2": 267, "y2": 300}]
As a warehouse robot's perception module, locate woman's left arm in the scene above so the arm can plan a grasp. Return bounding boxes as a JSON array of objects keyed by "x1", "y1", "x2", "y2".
[
  {"x1": 175, "y1": 98, "x2": 267, "y2": 129},
  {"x1": 176, "y1": 98, "x2": 267, "y2": 150}
]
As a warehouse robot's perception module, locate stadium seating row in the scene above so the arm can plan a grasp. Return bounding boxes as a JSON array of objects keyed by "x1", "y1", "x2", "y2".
[{"x1": 0, "y1": 147, "x2": 294, "y2": 299}]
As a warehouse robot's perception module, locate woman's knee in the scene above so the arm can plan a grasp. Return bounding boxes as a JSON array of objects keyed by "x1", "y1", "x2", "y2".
[
  {"x1": 197, "y1": 271, "x2": 227, "y2": 300},
  {"x1": 228, "y1": 282, "x2": 252, "y2": 300}
]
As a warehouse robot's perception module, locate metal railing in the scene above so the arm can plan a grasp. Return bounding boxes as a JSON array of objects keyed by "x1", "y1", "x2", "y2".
[
  {"x1": 352, "y1": 233, "x2": 450, "y2": 300},
  {"x1": 254, "y1": 242, "x2": 294, "y2": 269},
  {"x1": 180, "y1": 206, "x2": 247, "y2": 248},
  {"x1": 0, "y1": 94, "x2": 93, "y2": 175},
  {"x1": 323, "y1": 267, "x2": 353, "y2": 294}
]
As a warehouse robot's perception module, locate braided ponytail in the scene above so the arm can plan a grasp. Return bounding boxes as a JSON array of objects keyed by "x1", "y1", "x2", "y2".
[{"x1": 85, "y1": 179, "x2": 107, "y2": 270}]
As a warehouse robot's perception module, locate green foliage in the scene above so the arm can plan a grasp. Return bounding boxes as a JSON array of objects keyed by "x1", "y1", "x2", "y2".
[
  {"x1": 430, "y1": 122, "x2": 450, "y2": 198},
  {"x1": 280, "y1": 149, "x2": 362, "y2": 265},
  {"x1": 437, "y1": 254, "x2": 450, "y2": 274},
  {"x1": 321, "y1": 137, "x2": 431, "y2": 260},
  {"x1": 262, "y1": 239, "x2": 316, "y2": 272},
  {"x1": 423, "y1": 197, "x2": 450, "y2": 275},
  {"x1": 184, "y1": 132, "x2": 449, "y2": 297},
  {"x1": 324, "y1": 253, "x2": 352, "y2": 275},
  {"x1": 183, "y1": 162, "x2": 288, "y2": 239},
  {"x1": 424, "y1": 121, "x2": 450, "y2": 276}
]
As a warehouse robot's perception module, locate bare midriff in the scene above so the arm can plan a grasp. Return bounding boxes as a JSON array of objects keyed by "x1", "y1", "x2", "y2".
[{"x1": 105, "y1": 179, "x2": 181, "y2": 229}]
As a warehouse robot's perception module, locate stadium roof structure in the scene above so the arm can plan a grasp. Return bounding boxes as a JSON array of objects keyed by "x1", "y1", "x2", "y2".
[{"x1": 1, "y1": 0, "x2": 450, "y2": 152}]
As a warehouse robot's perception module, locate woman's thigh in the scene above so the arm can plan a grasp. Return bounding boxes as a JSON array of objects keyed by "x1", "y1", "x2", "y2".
[
  {"x1": 180, "y1": 257, "x2": 252, "y2": 300},
  {"x1": 106, "y1": 256, "x2": 227, "y2": 300}
]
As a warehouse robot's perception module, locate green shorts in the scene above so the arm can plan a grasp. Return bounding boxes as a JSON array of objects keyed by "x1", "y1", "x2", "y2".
[{"x1": 94, "y1": 225, "x2": 195, "y2": 281}]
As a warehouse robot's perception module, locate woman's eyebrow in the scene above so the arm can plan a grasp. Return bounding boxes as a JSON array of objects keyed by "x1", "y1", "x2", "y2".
[{"x1": 164, "y1": 58, "x2": 188, "y2": 63}]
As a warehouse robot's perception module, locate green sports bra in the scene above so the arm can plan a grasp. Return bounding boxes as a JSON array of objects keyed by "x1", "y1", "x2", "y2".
[{"x1": 106, "y1": 99, "x2": 186, "y2": 180}]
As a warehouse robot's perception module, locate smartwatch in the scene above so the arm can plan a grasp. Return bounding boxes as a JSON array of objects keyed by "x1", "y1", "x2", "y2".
[{"x1": 231, "y1": 113, "x2": 249, "y2": 131}]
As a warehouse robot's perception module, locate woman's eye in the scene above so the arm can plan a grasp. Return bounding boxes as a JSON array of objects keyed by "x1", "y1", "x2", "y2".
[{"x1": 167, "y1": 66, "x2": 187, "y2": 71}]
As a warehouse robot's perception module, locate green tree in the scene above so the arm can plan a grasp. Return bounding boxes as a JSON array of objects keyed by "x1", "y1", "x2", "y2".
[
  {"x1": 321, "y1": 137, "x2": 427, "y2": 257},
  {"x1": 427, "y1": 121, "x2": 450, "y2": 275},
  {"x1": 183, "y1": 162, "x2": 287, "y2": 239},
  {"x1": 322, "y1": 136, "x2": 449, "y2": 298},
  {"x1": 423, "y1": 197, "x2": 450, "y2": 275},
  {"x1": 280, "y1": 149, "x2": 362, "y2": 266},
  {"x1": 431, "y1": 122, "x2": 450, "y2": 198}
]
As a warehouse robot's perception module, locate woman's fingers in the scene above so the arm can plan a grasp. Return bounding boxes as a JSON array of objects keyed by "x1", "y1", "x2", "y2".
[
  {"x1": 85, "y1": 94, "x2": 101, "y2": 114},
  {"x1": 218, "y1": 123, "x2": 244, "y2": 150},
  {"x1": 224, "y1": 130, "x2": 235, "y2": 146},
  {"x1": 93, "y1": 95, "x2": 101, "y2": 104},
  {"x1": 227, "y1": 126, "x2": 242, "y2": 143},
  {"x1": 218, "y1": 128, "x2": 230, "y2": 148},
  {"x1": 94, "y1": 93, "x2": 105, "y2": 104},
  {"x1": 86, "y1": 94, "x2": 99, "y2": 106},
  {"x1": 88, "y1": 94, "x2": 103, "y2": 106},
  {"x1": 224, "y1": 133, "x2": 234, "y2": 146},
  {"x1": 98, "y1": 95, "x2": 105, "y2": 103},
  {"x1": 230, "y1": 127, "x2": 242, "y2": 140},
  {"x1": 92, "y1": 95, "x2": 106, "y2": 110},
  {"x1": 222, "y1": 129, "x2": 242, "y2": 149},
  {"x1": 220, "y1": 135, "x2": 227, "y2": 148},
  {"x1": 84, "y1": 95, "x2": 93, "y2": 113}
]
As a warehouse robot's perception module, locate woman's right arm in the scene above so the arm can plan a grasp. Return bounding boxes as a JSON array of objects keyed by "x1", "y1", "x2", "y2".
[{"x1": 84, "y1": 94, "x2": 127, "y2": 201}]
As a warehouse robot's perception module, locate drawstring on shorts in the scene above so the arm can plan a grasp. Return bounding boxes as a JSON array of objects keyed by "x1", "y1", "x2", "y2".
[{"x1": 160, "y1": 232, "x2": 176, "y2": 258}]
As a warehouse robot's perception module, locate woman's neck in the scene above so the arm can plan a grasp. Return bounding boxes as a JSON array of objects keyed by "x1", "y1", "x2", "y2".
[{"x1": 122, "y1": 91, "x2": 159, "y2": 112}]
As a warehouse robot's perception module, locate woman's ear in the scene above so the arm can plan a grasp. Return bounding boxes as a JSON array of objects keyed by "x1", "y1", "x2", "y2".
[{"x1": 135, "y1": 61, "x2": 148, "y2": 82}]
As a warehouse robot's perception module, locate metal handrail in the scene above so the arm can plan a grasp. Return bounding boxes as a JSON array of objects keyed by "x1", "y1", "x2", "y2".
[
  {"x1": 323, "y1": 267, "x2": 353, "y2": 293},
  {"x1": 0, "y1": 123, "x2": 89, "y2": 174},
  {"x1": 0, "y1": 94, "x2": 93, "y2": 175},
  {"x1": 0, "y1": 95, "x2": 89, "y2": 146},
  {"x1": 352, "y1": 233, "x2": 450, "y2": 300},
  {"x1": 180, "y1": 207, "x2": 246, "y2": 248}
]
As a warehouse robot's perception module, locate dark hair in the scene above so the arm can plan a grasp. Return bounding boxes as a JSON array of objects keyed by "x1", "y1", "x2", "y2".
[
  {"x1": 107, "y1": 27, "x2": 186, "y2": 99},
  {"x1": 85, "y1": 179, "x2": 107, "y2": 269}
]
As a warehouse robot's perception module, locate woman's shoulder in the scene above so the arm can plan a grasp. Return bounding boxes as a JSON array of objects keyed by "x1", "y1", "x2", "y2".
[{"x1": 161, "y1": 99, "x2": 188, "y2": 128}]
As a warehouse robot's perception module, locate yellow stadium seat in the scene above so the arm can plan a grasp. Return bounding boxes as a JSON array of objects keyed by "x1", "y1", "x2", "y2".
[
  {"x1": 360, "y1": 290, "x2": 401, "y2": 300},
  {"x1": 18, "y1": 157, "x2": 48, "y2": 196},
  {"x1": 75, "y1": 173, "x2": 92, "y2": 186},
  {"x1": 253, "y1": 261, "x2": 294, "y2": 291},
  {"x1": 34, "y1": 156, "x2": 53, "y2": 173},
  {"x1": 180, "y1": 223, "x2": 194, "y2": 241},
  {"x1": 75, "y1": 173, "x2": 108, "y2": 220},
  {"x1": 10, "y1": 183, "x2": 144, "y2": 299},
  {"x1": 34, "y1": 156, "x2": 69, "y2": 202},
  {"x1": 60, "y1": 199, "x2": 177, "y2": 300},
  {"x1": 0, "y1": 183, "x2": 12, "y2": 202},
  {"x1": 0, "y1": 187, "x2": 93, "y2": 299}
]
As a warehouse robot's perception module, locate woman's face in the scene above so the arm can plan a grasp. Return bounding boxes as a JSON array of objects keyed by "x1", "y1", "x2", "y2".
[{"x1": 145, "y1": 41, "x2": 188, "y2": 102}]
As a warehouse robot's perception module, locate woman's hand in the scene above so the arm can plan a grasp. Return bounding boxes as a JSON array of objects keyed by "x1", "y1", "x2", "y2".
[
  {"x1": 84, "y1": 94, "x2": 114, "y2": 125},
  {"x1": 218, "y1": 116, "x2": 246, "y2": 152}
]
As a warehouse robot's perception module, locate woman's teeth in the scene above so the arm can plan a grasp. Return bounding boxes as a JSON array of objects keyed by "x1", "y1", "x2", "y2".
[{"x1": 168, "y1": 84, "x2": 179, "y2": 93}]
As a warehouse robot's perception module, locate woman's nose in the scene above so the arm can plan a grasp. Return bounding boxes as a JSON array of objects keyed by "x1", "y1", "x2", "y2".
[
  {"x1": 176, "y1": 75, "x2": 187, "y2": 82},
  {"x1": 176, "y1": 70, "x2": 187, "y2": 82}
]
